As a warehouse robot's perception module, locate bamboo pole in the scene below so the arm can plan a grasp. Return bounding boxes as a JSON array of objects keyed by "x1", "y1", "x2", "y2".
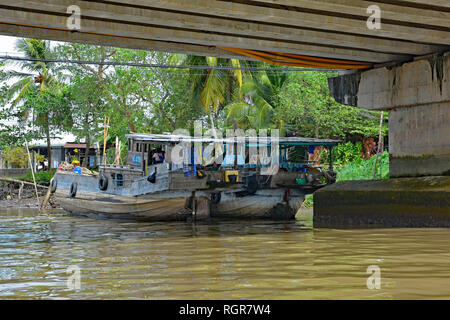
[
  {"x1": 102, "y1": 115, "x2": 110, "y2": 165},
  {"x1": 17, "y1": 181, "x2": 23, "y2": 207},
  {"x1": 41, "y1": 182, "x2": 52, "y2": 210},
  {"x1": 115, "y1": 136, "x2": 121, "y2": 165},
  {"x1": 372, "y1": 111, "x2": 384, "y2": 180},
  {"x1": 378, "y1": 136, "x2": 385, "y2": 179},
  {"x1": 102, "y1": 115, "x2": 106, "y2": 165},
  {"x1": 25, "y1": 140, "x2": 41, "y2": 212}
]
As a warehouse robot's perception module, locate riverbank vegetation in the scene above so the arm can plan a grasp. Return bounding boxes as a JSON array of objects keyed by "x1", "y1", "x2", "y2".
[
  {"x1": 1, "y1": 38, "x2": 387, "y2": 174},
  {"x1": 18, "y1": 170, "x2": 57, "y2": 185},
  {"x1": 301, "y1": 150, "x2": 389, "y2": 208}
]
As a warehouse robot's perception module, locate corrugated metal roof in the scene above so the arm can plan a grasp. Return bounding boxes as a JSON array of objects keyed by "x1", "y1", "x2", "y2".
[
  {"x1": 125, "y1": 133, "x2": 340, "y2": 146},
  {"x1": 64, "y1": 143, "x2": 98, "y2": 149},
  {"x1": 64, "y1": 143, "x2": 87, "y2": 149}
]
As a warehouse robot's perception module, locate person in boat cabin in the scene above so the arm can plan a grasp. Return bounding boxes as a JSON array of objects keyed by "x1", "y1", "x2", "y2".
[{"x1": 152, "y1": 148, "x2": 165, "y2": 164}]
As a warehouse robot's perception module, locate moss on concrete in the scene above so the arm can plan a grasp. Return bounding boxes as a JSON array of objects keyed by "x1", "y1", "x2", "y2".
[{"x1": 428, "y1": 54, "x2": 445, "y2": 95}]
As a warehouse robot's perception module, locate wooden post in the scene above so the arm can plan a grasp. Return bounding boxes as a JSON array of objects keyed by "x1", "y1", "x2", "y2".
[
  {"x1": 25, "y1": 140, "x2": 41, "y2": 212},
  {"x1": 41, "y1": 181, "x2": 52, "y2": 210},
  {"x1": 118, "y1": 140, "x2": 121, "y2": 164},
  {"x1": 102, "y1": 115, "x2": 110, "y2": 165},
  {"x1": 18, "y1": 181, "x2": 23, "y2": 208},
  {"x1": 191, "y1": 191, "x2": 196, "y2": 219},
  {"x1": 0, "y1": 177, "x2": 48, "y2": 189},
  {"x1": 328, "y1": 146, "x2": 334, "y2": 172},
  {"x1": 372, "y1": 111, "x2": 384, "y2": 180},
  {"x1": 141, "y1": 143, "x2": 145, "y2": 174}
]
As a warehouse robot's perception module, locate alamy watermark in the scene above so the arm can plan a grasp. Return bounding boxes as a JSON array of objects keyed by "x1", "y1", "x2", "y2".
[
  {"x1": 168, "y1": 121, "x2": 280, "y2": 176},
  {"x1": 366, "y1": 265, "x2": 381, "y2": 290},
  {"x1": 64, "y1": 4, "x2": 381, "y2": 34},
  {"x1": 367, "y1": 5, "x2": 382, "y2": 30},
  {"x1": 66, "y1": 5, "x2": 81, "y2": 31},
  {"x1": 66, "y1": 265, "x2": 81, "y2": 290}
]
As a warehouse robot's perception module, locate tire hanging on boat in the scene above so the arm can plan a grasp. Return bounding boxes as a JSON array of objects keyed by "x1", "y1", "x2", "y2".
[
  {"x1": 50, "y1": 178, "x2": 57, "y2": 193},
  {"x1": 69, "y1": 182, "x2": 78, "y2": 198},
  {"x1": 211, "y1": 192, "x2": 221, "y2": 204},
  {"x1": 147, "y1": 171, "x2": 156, "y2": 183},
  {"x1": 98, "y1": 175, "x2": 108, "y2": 191}
]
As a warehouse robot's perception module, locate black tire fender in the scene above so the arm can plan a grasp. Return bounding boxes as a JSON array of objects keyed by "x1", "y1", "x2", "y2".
[
  {"x1": 211, "y1": 192, "x2": 221, "y2": 204},
  {"x1": 69, "y1": 182, "x2": 78, "y2": 198},
  {"x1": 50, "y1": 178, "x2": 57, "y2": 193},
  {"x1": 147, "y1": 171, "x2": 156, "y2": 183},
  {"x1": 98, "y1": 175, "x2": 108, "y2": 191}
]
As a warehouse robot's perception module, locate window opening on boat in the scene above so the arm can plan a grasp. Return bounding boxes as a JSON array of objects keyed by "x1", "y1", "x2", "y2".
[{"x1": 116, "y1": 174, "x2": 124, "y2": 187}]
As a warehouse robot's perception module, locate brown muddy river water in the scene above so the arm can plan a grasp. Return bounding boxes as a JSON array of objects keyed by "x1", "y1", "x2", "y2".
[{"x1": 0, "y1": 208, "x2": 449, "y2": 299}]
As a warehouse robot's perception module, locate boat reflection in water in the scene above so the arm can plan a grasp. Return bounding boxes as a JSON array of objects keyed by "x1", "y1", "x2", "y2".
[{"x1": 53, "y1": 133, "x2": 339, "y2": 221}]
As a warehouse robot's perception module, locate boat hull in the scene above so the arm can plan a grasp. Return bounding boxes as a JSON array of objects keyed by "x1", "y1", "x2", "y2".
[
  {"x1": 53, "y1": 172, "x2": 305, "y2": 221},
  {"x1": 55, "y1": 190, "x2": 190, "y2": 221},
  {"x1": 53, "y1": 172, "x2": 190, "y2": 221},
  {"x1": 211, "y1": 189, "x2": 305, "y2": 220}
]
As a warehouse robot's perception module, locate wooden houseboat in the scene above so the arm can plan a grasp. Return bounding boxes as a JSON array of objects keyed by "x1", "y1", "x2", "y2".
[{"x1": 52, "y1": 133, "x2": 339, "y2": 221}]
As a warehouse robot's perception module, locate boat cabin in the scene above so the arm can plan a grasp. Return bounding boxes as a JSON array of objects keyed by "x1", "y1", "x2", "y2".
[{"x1": 96, "y1": 133, "x2": 340, "y2": 194}]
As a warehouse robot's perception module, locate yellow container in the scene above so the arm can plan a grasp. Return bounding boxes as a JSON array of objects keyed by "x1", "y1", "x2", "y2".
[{"x1": 223, "y1": 170, "x2": 239, "y2": 183}]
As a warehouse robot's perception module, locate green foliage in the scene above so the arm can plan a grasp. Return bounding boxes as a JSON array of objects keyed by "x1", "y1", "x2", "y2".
[
  {"x1": 302, "y1": 194, "x2": 314, "y2": 208},
  {"x1": 1, "y1": 38, "x2": 68, "y2": 170},
  {"x1": 2, "y1": 39, "x2": 389, "y2": 173},
  {"x1": 20, "y1": 169, "x2": 56, "y2": 185},
  {"x1": 332, "y1": 142, "x2": 362, "y2": 166},
  {"x1": 336, "y1": 151, "x2": 389, "y2": 181},
  {"x1": 184, "y1": 55, "x2": 242, "y2": 114},
  {"x1": 1, "y1": 146, "x2": 29, "y2": 168},
  {"x1": 223, "y1": 63, "x2": 287, "y2": 132},
  {"x1": 276, "y1": 71, "x2": 388, "y2": 139},
  {"x1": 303, "y1": 151, "x2": 389, "y2": 209},
  {"x1": 105, "y1": 142, "x2": 128, "y2": 165}
]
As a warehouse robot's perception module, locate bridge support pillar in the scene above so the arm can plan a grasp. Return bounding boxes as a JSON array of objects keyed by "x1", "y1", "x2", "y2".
[
  {"x1": 330, "y1": 51, "x2": 450, "y2": 178},
  {"x1": 314, "y1": 52, "x2": 450, "y2": 227}
]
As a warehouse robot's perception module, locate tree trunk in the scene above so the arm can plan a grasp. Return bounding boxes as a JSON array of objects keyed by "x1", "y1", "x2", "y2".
[
  {"x1": 314, "y1": 124, "x2": 319, "y2": 139},
  {"x1": 83, "y1": 136, "x2": 91, "y2": 168},
  {"x1": 45, "y1": 117, "x2": 52, "y2": 170},
  {"x1": 82, "y1": 114, "x2": 90, "y2": 168},
  {"x1": 128, "y1": 121, "x2": 136, "y2": 133},
  {"x1": 372, "y1": 111, "x2": 384, "y2": 179}
]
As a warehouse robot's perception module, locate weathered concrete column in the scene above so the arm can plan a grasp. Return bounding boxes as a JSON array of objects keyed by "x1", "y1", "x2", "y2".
[
  {"x1": 329, "y1": 52, "x2": 450, "y2": 178},
  {"x1": 315, "y1": 52, "x2": 450, "y2": 228}
]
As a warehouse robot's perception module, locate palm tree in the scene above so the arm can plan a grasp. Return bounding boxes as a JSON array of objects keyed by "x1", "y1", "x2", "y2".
[
  {"x1": 224, "y1": 63, "x2": 288, "y2": 133},
  {"x1": 5, "y1": 39, "x2": 59, "y2": 169},
  {"x1": 183, "y1": 55, "x2": 243, "y2": 137}
]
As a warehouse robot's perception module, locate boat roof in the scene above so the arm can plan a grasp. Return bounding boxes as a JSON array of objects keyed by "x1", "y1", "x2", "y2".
[{"x1": 125, "y1": 133, "x2": 341, "y2": 146}]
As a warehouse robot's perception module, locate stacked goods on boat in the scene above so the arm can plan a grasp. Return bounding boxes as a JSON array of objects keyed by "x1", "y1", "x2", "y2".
[{"x1": 52, "y1": 133, "x2": 340, "y2": 221}]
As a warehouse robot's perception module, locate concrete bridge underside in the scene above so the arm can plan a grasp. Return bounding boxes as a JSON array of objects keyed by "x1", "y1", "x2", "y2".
[
  {"x1": 0, "y1": 0, "x2": 449, "y2": 64},
  {"x1": 1, "y1": 0, "x2": 449, "y2": 226}
]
